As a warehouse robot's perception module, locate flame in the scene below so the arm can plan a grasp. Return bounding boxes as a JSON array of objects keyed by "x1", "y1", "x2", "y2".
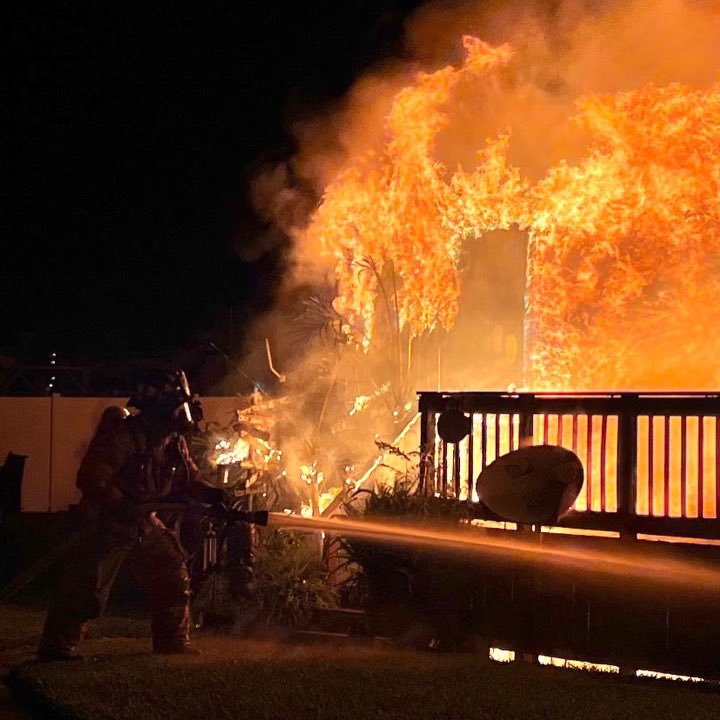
[
  {"x1": 538, "y1": 656, "x2": 619, "y2": 673},
  {"x1": 636, "y1": 669, "x2": 705, "y2": 683},
  {"x1": 524, "y1": 82, "x2": 720, "y2": 390},
  {"x1": 303, "y1": 35, "x2": 720, "y2": 388},
  {"x1": 521, "y1": 83, "x2": 720, "y2": 518},
  {"x1": 297, "y1": 462, "x2": 345, "y2": 516},
  {"x1": 304, "y1": 37, "x2": 520, "y2": 346},
  {"x1": 298, "y1": 32, "x2": 720, "y2": 519},
  {"x1": 213, "y1": 437, "x2": 250, "y2": 466},
  {"x1": 489, "y1": 647, "x2": 515, "y2": 663},
  {"x1": 300, "y1": 491, "x2": 340, "y2": 518}
]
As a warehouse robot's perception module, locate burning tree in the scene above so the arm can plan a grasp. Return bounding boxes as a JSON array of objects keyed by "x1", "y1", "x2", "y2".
[
  {"x1": 251, "y1": 40, "x2": 528, "y2": 488},
  {"x1": 304, "y1": 38, "x2": 523, "y2": 360}
]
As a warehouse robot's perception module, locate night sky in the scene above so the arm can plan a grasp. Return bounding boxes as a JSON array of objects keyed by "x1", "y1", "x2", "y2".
[{"x1": 4, "y1": 2, "x2": 424, "y2": 365}]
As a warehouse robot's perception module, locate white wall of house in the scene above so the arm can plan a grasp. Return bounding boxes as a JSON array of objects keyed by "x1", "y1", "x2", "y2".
[{"x1": 0, "y1": 395, "x2": 244, "y2": 512}]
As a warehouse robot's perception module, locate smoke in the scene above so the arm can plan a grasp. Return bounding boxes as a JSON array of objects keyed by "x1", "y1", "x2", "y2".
[
  {"x1": 250, "y1": 66, "x2": 417, "y2": 284},
  {"x1": 413, "y1": 0, "x2": 720, "y2": 179},
  {"x1": 405, "y1": 0, "x2": 720, "y2": 89}
]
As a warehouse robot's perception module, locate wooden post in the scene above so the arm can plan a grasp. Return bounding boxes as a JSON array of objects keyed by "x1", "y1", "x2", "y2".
[
  {"x1": 452, "y1": 442, "x2": 461, "y2": 498},
  {"x1": 419, "y1": 394, "x2": 438, "y2": 494},
  {"x1": 517, "y1": 522, "x2": 541, "y2": 664},
  {"x1": 519, "y1": 407, "x2": 534, "y2": 448},
  {"x1": 616, "y1": 403, "x2": 638, "y2": 539},
  {"x1": 616, "y1": 401, "x2": 638, "y2": 676}
]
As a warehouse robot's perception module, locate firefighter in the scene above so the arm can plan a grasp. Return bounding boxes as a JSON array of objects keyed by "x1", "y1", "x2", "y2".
[{"x1": 37, "y1": 369, "x2": 210, "y2": 660}]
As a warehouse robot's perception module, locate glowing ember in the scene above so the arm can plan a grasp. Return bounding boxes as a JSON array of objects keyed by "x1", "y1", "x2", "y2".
[
  {"x1": 349, "y1": 394, "x2": 371, "y2": 416},
  {"x1": 253, "y1": 437, "x2": 283, "y2": 467},
  {"x1": 213, "y1": 437, "x2": 250, "y2": 466},
  {"x1": 300, "y1": 463, "x2": 324, "y2": 487}
]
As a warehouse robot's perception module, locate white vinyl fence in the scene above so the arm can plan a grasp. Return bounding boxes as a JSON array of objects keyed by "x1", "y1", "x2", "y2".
[{"x1": 0, "y1": 395, "x2": 244, "y2": 512}]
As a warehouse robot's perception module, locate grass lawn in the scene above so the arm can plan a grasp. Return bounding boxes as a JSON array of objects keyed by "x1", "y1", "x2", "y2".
[
  {"x1": 5, "y1": 625, "x2": 720, "y2": 720},
  {"x1": 0, "y1": 604, "x2": 47, "y2": 651},
  {"x1": 0, "y1": 604, "x2": 150, "y2": 654}
]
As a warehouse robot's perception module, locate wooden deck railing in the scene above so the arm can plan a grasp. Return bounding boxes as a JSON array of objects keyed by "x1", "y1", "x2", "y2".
[{"x1": 418, "y1": 391, "x2": 720, "y2": 540}]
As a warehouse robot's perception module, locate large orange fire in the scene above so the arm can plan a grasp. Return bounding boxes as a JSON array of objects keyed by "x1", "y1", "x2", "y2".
[
  {"x1": 292, "y1": 19, "x2": 720, "y2": 520},
  {"x1": 302, "y1": 34, "x2": 720, "y2": 392},
  {"x1": 305, "y1": 37, "x2": 524, "y2": 348},
  {"x1": 525, "y1": 82, "x2": 720, "y2": 390}
]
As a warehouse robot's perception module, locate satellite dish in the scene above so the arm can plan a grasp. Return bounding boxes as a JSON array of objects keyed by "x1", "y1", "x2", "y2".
[
  {"x1": 476, "y1": 444, "x2": 584, "y2": 524},
  {"x1": 437, "y1": 409, "x2": 471, "y2": 444}
]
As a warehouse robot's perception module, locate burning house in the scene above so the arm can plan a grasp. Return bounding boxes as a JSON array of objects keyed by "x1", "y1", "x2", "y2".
[
  {"x1": 250, "y1": 0, "x2": 720, "y2": 499},
  {"x1": 235, "y1": 0, "x2": 720, "y2": 677}
]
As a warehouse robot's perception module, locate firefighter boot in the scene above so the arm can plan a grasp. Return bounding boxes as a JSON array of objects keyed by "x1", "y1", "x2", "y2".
[{"x1": 37, "y1": 617, "x2": 89, "y2": 662}]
